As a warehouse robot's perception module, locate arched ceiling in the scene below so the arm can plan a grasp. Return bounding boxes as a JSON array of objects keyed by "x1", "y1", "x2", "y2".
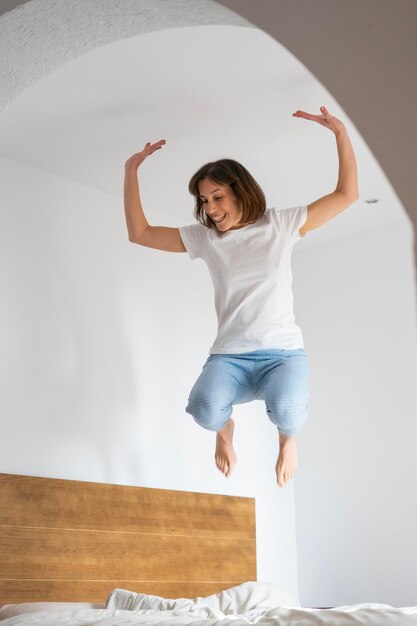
[{"x1": 0, "y1": 0, "x2": 415, "y2": 258}]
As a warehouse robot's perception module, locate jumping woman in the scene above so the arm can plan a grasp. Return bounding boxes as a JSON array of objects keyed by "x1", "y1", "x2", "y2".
[{"x1": 124, "y1": 106, "x2": 359, "y2": 487}]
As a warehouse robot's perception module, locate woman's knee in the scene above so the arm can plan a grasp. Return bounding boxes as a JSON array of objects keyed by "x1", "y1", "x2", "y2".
[
  {"x1": 266, "y1": 396, "x2": 309, "y2": 436},
  {"x1": 185, "y1": 391, "x2": 231, "y2": 432}
]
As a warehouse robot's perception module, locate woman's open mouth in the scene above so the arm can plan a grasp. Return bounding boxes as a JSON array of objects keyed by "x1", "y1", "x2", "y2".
[{"x1": 213, "y1": 213, "x2": 226, "y2": 224}]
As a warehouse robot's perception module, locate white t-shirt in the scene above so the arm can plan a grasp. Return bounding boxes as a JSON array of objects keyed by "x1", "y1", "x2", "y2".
[{"x1": 179, "y1": 205, "x2": 308, "y2": 354}]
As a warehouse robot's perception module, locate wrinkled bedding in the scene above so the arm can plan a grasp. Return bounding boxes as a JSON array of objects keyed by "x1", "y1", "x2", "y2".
[
  {"x1": 1, "y1": 583, "x2": 417, "y2": 626},
  {"x1": 2, "y1": 604, "x2": 417, "y2": 626}
]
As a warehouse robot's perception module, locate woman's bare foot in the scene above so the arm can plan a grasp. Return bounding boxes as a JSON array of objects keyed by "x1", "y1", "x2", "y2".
[
  {"x1": 215, "y1": 418, "x2": 237, "y2": 477},
  {"x1": 276, "y1": 433, "x2": 298, "y2": 487}
]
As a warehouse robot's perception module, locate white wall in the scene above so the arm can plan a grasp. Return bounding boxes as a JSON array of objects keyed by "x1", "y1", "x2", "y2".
[
  {"x1": 292, "y1": 217, "x2": 417, "y2": 607},
  {"x1": 4, "y1": 155, "x2": 415, "y2": 608},
  {"x1": 0, "y1": 155, "x2": 299, "y2": 600}
]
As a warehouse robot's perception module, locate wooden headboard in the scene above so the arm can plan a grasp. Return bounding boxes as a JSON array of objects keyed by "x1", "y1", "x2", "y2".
[{"x1": 0, "y1": 473, "x2": 256, "y2": 605}]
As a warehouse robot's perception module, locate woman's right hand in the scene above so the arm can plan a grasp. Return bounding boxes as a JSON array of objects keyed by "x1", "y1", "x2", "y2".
[{"x1": 125, "y1": 139, "x2": 166, "y2": 170}]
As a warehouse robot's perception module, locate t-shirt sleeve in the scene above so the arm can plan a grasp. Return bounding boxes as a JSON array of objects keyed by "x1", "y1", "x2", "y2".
[
  {"x1": 178, "y1": 223, "x2": 207, "y2": 260},
  {"x1": 274, "y1": 205, "x2": 308, "y2": 241}
]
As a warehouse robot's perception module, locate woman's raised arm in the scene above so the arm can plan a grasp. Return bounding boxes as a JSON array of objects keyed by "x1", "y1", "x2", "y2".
[
  {"x1": 124, "y1": 140, "x2": 186, "y2": 252},
  {"x1": 293, "y1": 107, "x2": 359, "y2": 236}
]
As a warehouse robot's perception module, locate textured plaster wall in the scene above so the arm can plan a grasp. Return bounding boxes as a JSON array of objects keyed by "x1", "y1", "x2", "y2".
[{"x1": 0, "y1": 0, "x2": 253, "y2": 113}]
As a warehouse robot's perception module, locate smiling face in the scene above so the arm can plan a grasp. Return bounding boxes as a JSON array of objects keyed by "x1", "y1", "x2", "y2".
[{"x1": 198, "y1": 177, "x2": 249, "y2": 231}]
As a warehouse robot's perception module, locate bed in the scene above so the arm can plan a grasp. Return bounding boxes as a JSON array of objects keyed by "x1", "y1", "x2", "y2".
[{"x1": 0, "y1": 472, "x2": 416, "y2": 625}]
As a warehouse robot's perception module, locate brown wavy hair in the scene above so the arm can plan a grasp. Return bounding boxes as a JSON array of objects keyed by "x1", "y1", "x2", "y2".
[{"x1": 188, "y1": 158, "x2": 267, "y2": 229}]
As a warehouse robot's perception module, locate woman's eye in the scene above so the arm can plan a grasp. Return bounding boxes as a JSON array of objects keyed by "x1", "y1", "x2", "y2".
[{"x1": 201, "y1": 197, "x2": 222, "y2": 203}]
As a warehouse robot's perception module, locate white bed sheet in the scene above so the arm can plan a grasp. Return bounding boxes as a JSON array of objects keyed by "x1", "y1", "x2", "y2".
[
  {"x1": 1, "y1": 604, "x2": 417, "y2": 626},
  {"x1": 1, "y1": 583, "x2": 416, "y2": 626}
]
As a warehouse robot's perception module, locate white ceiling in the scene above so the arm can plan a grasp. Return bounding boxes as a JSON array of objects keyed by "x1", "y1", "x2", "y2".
[{"x1": 0, "y1": 24, "x2": 405, "y2": 249}]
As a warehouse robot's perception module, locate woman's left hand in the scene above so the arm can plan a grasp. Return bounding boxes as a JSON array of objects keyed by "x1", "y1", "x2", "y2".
[{"x1": 292, "y1": 106, "x2": 346, "y2": 136}]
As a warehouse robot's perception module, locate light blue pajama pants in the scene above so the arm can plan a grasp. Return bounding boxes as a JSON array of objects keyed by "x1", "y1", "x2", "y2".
[{"x1": 185, "y1": 348, "x2": 310, "y2": 437}]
